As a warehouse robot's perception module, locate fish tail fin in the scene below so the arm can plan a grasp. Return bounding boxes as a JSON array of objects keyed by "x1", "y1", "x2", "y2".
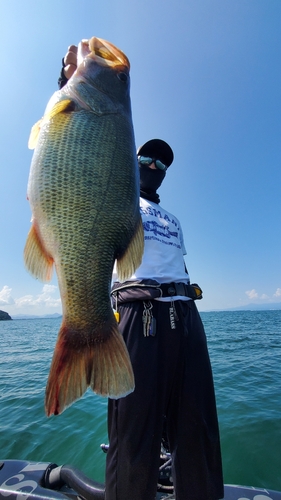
[
  {"x1": 45, "y1": 319, "x2": 135, "y2": 416},
  {"x1": 117, "y1": 217, "x2": 144, "y2": 282},
  {"x1": 24, "y1": 223, "x2": 54, "y2": 281}
]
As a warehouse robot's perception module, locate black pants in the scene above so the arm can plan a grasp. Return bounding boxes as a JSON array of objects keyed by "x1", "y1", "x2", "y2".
[{"x1": 106, "y1": 299, "x2": 224, "y2": 500}]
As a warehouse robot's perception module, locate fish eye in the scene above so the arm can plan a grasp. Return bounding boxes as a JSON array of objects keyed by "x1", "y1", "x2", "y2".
[{"x1": 117, "y1": 72, "x2": 128, "y2": 83}]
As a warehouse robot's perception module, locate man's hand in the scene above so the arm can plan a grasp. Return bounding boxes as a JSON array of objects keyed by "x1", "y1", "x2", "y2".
[{"x1": 63, "y1": 45, "x2": 78, "y2": 80}]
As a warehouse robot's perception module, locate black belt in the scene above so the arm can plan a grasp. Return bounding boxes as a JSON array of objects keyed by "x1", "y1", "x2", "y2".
[{"x1": 159, "y1": 282, "x2": 203, "y2": 300}]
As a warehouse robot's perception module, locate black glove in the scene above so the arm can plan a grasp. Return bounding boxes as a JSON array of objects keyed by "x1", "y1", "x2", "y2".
[{"x1": 58, "y1": 57, "x2": 68, "y2": 89}]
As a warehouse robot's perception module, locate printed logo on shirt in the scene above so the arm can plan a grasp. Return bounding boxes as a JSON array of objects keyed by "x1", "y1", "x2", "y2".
[
  {"x1": 140, "y1": 205, "x2": 180, "y2": 230},
  {"x1": 143, "y1": 220, "x2": 178, "y2": 239},
  {"x1": 140, "y1": 205, "x2": 181, "y2": 249}
]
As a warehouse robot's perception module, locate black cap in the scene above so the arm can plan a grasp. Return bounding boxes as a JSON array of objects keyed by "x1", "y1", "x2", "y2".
[{"x1": 137, "y1": 139, "x2": 174, "y2": 167}]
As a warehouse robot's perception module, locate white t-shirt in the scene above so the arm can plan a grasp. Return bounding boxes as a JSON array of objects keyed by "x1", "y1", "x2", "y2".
[{"x1": 114, "y1": 197, "x2": 190, "y2": 301}]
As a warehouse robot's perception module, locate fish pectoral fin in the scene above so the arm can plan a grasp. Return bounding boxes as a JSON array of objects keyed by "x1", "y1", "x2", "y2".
[
  {"x1": 45, "y1": 320, "x2": 135, "y2": 416},
  {"x1": 24, "y1": 223, "x2": 54, "y2": 281},
  {"x1": 45, "y1": 98, "x2": 75, "y2": 119},
  {"x1": 28, "y1": 99, "x2": 75, "y2": 149},
  {"x1": 116, "y1": 217, "x2": 144, "y2": 282}
]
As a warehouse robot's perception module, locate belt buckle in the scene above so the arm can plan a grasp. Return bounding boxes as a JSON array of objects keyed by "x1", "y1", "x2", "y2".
[{"x1": 167, "y1": 284, "x2": 176, "y2": 296}]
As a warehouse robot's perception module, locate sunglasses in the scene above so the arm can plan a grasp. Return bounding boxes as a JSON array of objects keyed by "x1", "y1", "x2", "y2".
[{"x1": 137, "y1": 156, "x2": 167, "y2": 171}]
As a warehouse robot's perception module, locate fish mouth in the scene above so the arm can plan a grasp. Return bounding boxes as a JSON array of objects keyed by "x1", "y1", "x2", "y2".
[{"x1": 77, "y1": 37, "x2": 130, "y2": 70}]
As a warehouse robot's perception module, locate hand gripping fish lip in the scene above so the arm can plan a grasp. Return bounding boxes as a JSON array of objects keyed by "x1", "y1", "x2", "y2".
[{"x1": 77, "y1": 37, "x2": 130, "y2": 70}]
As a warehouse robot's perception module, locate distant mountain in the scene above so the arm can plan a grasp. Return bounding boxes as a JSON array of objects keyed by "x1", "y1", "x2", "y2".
[
  {"x1": 205, "y1": 302, "x2": 281, "y2": 312},
  {"x1": 11, "y1": 313, "x2": 62, "y2": 320},
  {"x1": 0, "y1": 310, "x2": 12, "y2": 320},
  {"x1": 228, "y1": 303, "x2": 281, "y2": 311},
  {"x1": 10, "y1": 303, "x2": 281, "y2": 319}
]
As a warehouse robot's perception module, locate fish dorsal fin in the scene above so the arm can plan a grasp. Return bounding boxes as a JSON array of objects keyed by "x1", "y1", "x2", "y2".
[
  {"x1": 28, "y1": 99, "x2": 74, "y2": 150},
  {"x1": 28, "y1": 118, "x2": 43, "y2": 150},
  {"x1": 24, "y1": 223, "x2": 54, "y2": 282}
]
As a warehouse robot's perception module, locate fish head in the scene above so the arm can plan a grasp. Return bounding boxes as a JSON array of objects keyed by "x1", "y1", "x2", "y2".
[{"x1": 68, "y1": 37, "x2": 131, "y2": 114}]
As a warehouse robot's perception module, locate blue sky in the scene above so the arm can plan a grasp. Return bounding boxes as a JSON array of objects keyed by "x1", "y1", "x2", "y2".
[{"x1": 0, "y1": 0, "x2": 280, "y2": 316}]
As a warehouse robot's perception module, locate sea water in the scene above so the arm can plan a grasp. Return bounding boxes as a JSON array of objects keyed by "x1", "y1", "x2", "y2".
[{"x1": 0, "y1": 311, "x2": 280, "y2": 490}]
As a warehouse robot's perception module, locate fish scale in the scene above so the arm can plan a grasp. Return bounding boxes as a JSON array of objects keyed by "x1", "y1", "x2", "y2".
[{"x1": 24, "y1": 37, "x2": 144, "y2": 416}]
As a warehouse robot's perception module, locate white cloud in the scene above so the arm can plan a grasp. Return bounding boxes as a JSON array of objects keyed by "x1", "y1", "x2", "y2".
[
  {"x1": 245, "y1": 289, "x2": 259, "y2": 300},
  {"x1": 16, "y1": 284, "x2": 61, "y2": 309},
  {"x1": 245, "y1": 288, "x2": 281, "y2": 303},
  {"x1": 0, "y1": 286, "x2": 15, "y2": 305},
  {"x1": 0, "y1": 284, "x2": 61, "y2": 315}
]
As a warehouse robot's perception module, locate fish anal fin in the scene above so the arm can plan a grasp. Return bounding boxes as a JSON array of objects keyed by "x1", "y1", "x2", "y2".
[
  {"x1": 28, "y1": 99, "x2": 75, "y2": 149},
  {"x1": 116, "y1": 218, "x2": 144, "y2": 282},
  {"x1": 45, "y1": 319, "x2": 135, "y2": 416},
  {"x1": 24, "y1": 223, "x2": 54, "y2": 282}
]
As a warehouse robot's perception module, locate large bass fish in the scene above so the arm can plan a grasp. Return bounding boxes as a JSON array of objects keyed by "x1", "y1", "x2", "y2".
[{"x1": 25, "y1": 37, "x2": 143, "y2": 416}]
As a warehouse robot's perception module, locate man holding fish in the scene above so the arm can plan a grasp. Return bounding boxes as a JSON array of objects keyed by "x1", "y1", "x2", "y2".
[
  {"x1": 59, "y1": 44, "x2": 223, "y2": 500},
  {"x1": 26, "y1": 39, "x2": 223, "y2": 499}
]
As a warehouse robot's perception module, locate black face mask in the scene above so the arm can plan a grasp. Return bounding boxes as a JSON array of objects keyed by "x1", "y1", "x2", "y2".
[{"x1": 139, "y1": 165, "x2": 166, "y2": 204}]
